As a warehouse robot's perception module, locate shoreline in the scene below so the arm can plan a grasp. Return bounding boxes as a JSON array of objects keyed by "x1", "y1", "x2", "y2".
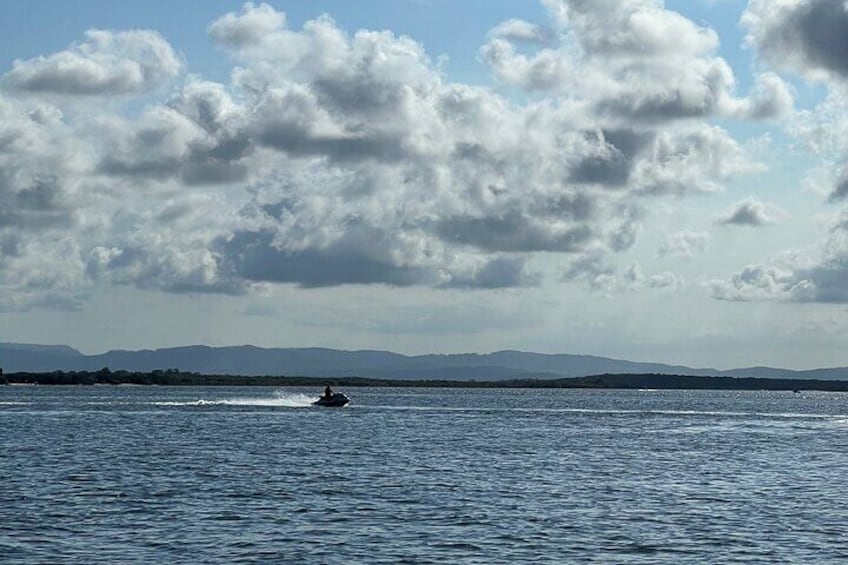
[{"x1": 3, "y1": 371, "x2": 848, "y2": 392}]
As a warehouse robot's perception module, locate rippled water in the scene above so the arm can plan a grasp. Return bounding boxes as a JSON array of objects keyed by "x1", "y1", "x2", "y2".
[{"x1": 3, "y1": 386, "x2": 848, "y2": 563}]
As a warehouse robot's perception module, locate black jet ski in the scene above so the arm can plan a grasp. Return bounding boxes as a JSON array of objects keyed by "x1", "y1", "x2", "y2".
[{"x1": 313, "y1": 392, "x2": 350, "y2": 407}]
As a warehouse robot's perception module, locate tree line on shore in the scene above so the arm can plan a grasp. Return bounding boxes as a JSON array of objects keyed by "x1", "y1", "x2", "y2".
[{"x1": 3, "y1": 367, "x2": 848, "y2": 391}]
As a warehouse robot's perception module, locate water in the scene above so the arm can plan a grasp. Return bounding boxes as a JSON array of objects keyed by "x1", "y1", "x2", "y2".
[{"x1": 2, "y1": 386, "x2": 848, "y2": 563}]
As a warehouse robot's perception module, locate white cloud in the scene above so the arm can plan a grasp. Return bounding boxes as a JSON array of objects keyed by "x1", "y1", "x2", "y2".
[
  {"x1": 707, "y1": 264, "x2": 805, "y2": 301},
  {"x1": 2, "y1": 29, "x2": 180, "y2": 96},
  {"x1": 488, "y1": 19, "x2": 554, "y2": 44},
  {"x1": 622, "y1": 262, "x2": 685, "y2": 291},
  {"x1": 0, "y1": 234, "x2": 90, "y2": 312},
  {"x1": 562, "y1": 250, "x2": 616, "y2": 291},
  {"x1": 727, "y1": 72, "x2": 794, "y2": 120},
  {"x1": 741, "y1": 0, "x2": 848, "y2": 288},
  {"x1": 95, "y1": 101, "x2": 250, "y2": 186},
  {"x1": 0, "y1": 97, "x2": 82, "y2": 232},
  {"x1": 542, "y1": 0, "x2": 719, "y2": 58},
  {"x1": 717, "y1": 197, "x2": 785, "y2": 227},
  {"x1": 788, "y1": 89, "x2": 848, "y2": 157},
  {"x1": 0, "y1": 3, "x2": 775, "y2": 309},
  {"x1": 633, "y1": 125, "x2": 762, "y2": 195},
  {"x1": 207, "y1": 2, "x2": 286, "y2": 48},
  {"x1": 708, "y1": 211, "x2": 848, "y2": 303},
  {"x1": 482, "y1": 0, "x2": 791, "y2": 124},
  {"x1": 658, "y1": 230, "x2": 710, "y2": 258},
  {"x1": 646, "y1": 271, "x2": 684, "y2": 290}
]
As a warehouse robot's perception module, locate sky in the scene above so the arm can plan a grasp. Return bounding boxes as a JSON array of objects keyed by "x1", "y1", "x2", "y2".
[{"x1": 1, "y1": 0, "x2": 848, "y2": 370}]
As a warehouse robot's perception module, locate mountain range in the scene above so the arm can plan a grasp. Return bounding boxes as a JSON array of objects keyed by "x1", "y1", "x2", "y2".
[{"x1": 3, "y1": 342, "x2": 848, "y2": 381}]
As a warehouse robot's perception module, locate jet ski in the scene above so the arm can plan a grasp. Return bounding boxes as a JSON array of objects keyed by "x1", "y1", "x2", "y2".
[{"x1": 313, "y1": 392, "x2": 350, "y2": 407}]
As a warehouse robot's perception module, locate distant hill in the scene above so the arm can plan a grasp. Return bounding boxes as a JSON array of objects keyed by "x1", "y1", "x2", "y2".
[
  {"x1": 1, "y1": 342, "x2": 847, "y2": 381},
  {"x1": 0, "y1": 343, "x2": 86, "y2": 373}
]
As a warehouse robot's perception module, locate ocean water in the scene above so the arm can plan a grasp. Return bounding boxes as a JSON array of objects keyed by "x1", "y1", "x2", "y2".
[{"x1": 2, "y1": 386, "x2": 848, "y2": 563}]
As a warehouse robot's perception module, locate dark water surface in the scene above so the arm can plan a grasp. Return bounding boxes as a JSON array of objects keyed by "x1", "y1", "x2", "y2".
[{"x1": 2, "y1": 386, "x2": 848, "y2": 563}]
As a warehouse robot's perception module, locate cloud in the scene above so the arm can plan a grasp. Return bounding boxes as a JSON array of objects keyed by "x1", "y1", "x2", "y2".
[
  {"x1": 207, "y1": 2, "x2": 286, "y2": 48},
  {"x1": 249, "y1": 84, "x2": 411, "y2": 164},
  {"x1": 633, "y1": 126, "x2": 761, "y2": 195},
  {"x1": 707, "y1": 264, "x2": 805, "y2": 301},
  {"x1": 622, "y1": 262, "x2": 684, "y2": 291},
  {"x1": 0, "y1": 235, "x2": 90, "y2": 312},
  {"x1": 717, "y1": 197, "x2": 785, "y2": 227},
  {"x1": 0, "y1": 96, "x2": 89, "y2": 311},
  {"x1": 709, "y1": 211, "x2": 848, "y2": 303},
  {"x1": 747, "y1": 0, "x2": 848, "y2": 200},
  {"x1": 488, "y1": 19, "x2": 554, "y2": 44},
  {"x1": 0, "y1": 98, "x2": 80, "y2": 232},
  {"x1": 543, "y1": 0, "x2": 718, "y2": 58},
  {"x1": 787, "y1": 90, "x2": 848, "y2": 157},
  {"x1": 0, "y1": 174, "x2": 73, "y2": 230},
  {"x1": 0, "y1": 3, "x2": 772, "y2": 306},
  {"x1": 743, "y1": 0, "x2": 848, "y2": 81},
  {"x1": 728, "y1": 72, "x2": 794, "y2": 120},
  {"x1": 442, "y1": 256, "x2": 541, "y2": 289},
  {"x1": 778, "y1": 216, "x2": 848, "y2": 303},
  {"x1": 646, "y1": 271, "x2": 684, "y2": 290},
  {"x1": 562, "y1": 250, "x2": 616, "y2": 291},
  {"x1": 482, "y1": 0, "x2": 792, "y2": 123},
  {"x1": 561, "y1": 256, "x2": 685, "y2": 295},
  {"x1": 86, "y1": 241, "x2": 245, "y2": 295},
  {"x1": 215, "y1": 227, "x2": 539, "y2": 290},
  {"x1": 433, "y1": 211, "x2": 594, "y2": 253},
  {"x1": 830, "y1": 175, "x2": 848, "y2": 204},
  {"x1": 3, "y1": 30, "x2": 181, "y2": 96},
  {"x1": 568, "y1": 129, "x2": 654, "y2": 186},
  {"x1": 95, "y1": 99, "x2": 250, "y2": 185},
  {"x1": 658, "y1": 230, "x2": 709, "y2": 258},
  {"x1": 591, "y1": 59, "x2": 738, "y2": 123},
  {"x1": 216, "y1": 228, "x2": 440, "y2": 289}
]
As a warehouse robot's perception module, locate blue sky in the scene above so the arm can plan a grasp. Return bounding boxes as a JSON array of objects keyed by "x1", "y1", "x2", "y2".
[{"x1": 2, "y1": 1, "x2": 848, "y2": 370}]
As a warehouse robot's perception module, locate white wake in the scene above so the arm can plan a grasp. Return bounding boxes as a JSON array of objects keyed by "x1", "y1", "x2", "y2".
[{"x1": 152, "y1": 391, "x2": 316, "y2": 408}]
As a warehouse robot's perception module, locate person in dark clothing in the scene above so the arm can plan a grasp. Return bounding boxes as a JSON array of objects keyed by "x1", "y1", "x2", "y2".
[{"x1": 323, "y1": 385, "x2": 334, "y2": 399}]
